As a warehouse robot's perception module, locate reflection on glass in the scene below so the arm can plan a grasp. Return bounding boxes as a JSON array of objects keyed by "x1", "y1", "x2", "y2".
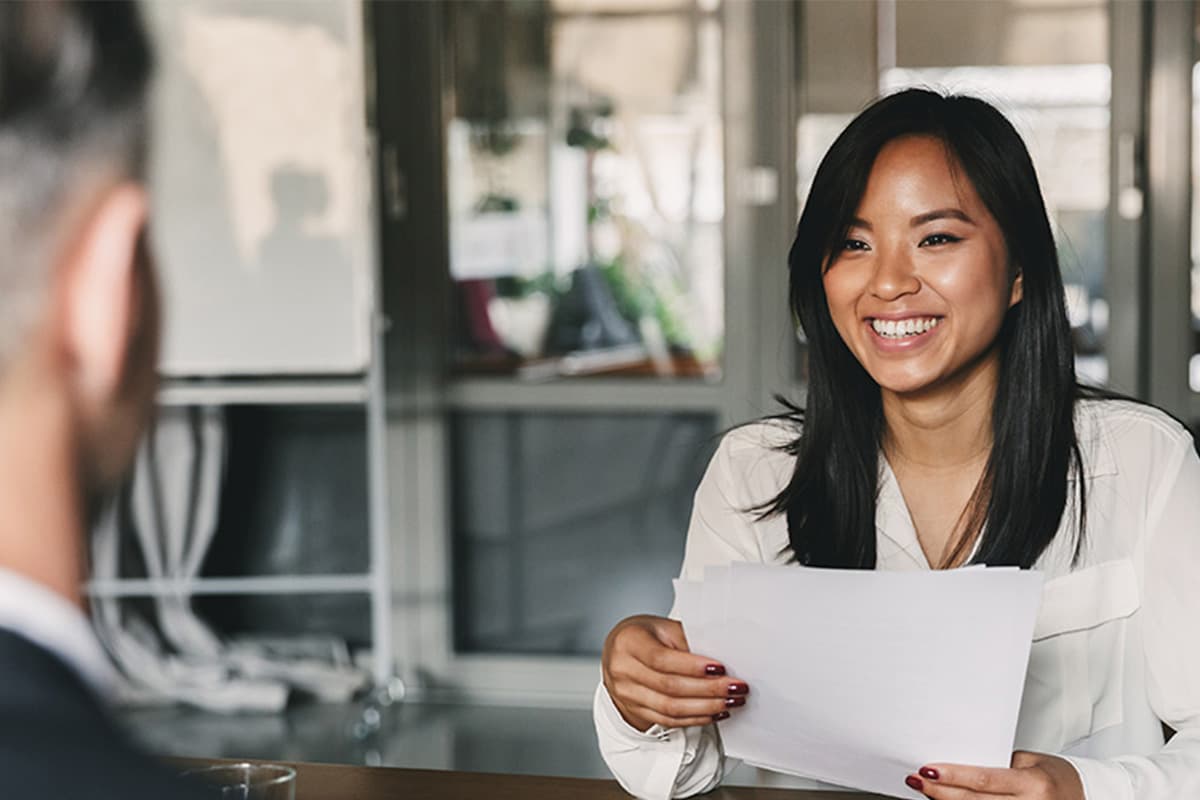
[
  {"x1": 796, "y1": 0, "x2": 1110, "y2": 386},
  {"x1": 445, "y1": 1, "x2": 723, "y2": 380},
  {"x1": 145, "y1": 1, "x2": 373, "y2": 376}
]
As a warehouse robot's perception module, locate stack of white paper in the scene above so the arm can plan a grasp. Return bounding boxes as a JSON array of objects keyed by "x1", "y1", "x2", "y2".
[{"x1": 674, "y1": 564, "x2": 1043, "y2": 799}]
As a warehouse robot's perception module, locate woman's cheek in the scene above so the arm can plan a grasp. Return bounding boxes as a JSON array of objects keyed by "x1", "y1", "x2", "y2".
[{"x1": 824, "y1": 297, "x2": 857, "y2": 349}]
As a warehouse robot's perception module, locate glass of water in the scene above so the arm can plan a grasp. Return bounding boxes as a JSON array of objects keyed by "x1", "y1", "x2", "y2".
[{"x1": 181, "y1": 763, "x2": 296, "y2": 799}]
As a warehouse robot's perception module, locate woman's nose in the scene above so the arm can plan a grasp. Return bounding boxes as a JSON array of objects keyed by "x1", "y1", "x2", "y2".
[{"x1": 867, "y1": 249, "x2": 920, "y2": 300}]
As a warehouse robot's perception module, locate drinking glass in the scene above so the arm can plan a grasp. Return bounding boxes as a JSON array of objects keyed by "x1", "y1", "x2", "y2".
[{"x1": 181, "y1": 763, "x2": 296, "y2": 799}]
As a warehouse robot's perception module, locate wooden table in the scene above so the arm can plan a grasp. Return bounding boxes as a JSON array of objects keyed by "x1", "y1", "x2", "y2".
[{"x1": 188, "y1": 759, "x2": 886, "y2": 799}]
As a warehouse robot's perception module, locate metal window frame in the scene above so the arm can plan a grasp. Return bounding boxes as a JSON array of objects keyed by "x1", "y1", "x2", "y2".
[
  {"x1": 1105, "y1": 0, "x2": 1149, "y2": 397},
  {"x1": 1145, "y1": 0, "x2": 1193, "y2": 420}
]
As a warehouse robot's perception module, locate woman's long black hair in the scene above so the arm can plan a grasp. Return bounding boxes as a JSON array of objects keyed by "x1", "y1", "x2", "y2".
[{"x1": 763, "y1": 88, "x2": 1087, "y2": 570}]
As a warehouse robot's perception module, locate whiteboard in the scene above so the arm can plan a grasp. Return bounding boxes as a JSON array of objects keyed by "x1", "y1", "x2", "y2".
[{"x1": 145, "y1": 0, "x2": 373, "y2": 376}]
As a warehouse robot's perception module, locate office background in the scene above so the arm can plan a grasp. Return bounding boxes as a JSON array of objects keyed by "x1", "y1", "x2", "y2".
[{"x1": 117, "y1": 0, "x2": 1200, "y2": 783}]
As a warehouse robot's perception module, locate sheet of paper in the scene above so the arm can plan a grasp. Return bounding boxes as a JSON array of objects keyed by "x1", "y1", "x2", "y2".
[{"x1": 676, "y1": 564, "x2": 1043, "y2": 799}]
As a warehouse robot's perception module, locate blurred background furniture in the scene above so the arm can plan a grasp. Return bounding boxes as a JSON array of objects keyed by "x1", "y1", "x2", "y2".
[{"x1": 88, "y1": 0, "x2": 395, "y2": 706}]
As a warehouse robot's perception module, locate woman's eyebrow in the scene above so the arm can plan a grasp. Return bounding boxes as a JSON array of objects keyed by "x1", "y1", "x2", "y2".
[
  {"x1": 848, "y1": 216, "x2": 872, "y2": 231},
  {"x1": 910, "y1": 208, "x2": 975, "y2": 227}
]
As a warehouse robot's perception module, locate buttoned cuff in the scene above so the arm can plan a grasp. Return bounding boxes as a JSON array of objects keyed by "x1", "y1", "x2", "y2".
[
  {"x1": 594, "y1": 682, "x2": 686, "y2": 799},
  {"x1": 1062, "y1": 755, "x2": 1135, "y2": 800}
]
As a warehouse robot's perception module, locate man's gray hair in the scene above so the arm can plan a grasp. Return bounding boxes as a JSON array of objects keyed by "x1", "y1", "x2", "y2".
[{"x1": 0, "y1": 1, "x2": 152, "y2": 368}]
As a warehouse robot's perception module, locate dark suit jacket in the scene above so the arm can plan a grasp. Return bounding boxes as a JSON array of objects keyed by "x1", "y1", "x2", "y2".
[{"x1": 0, "y1": 628, "x2": 209, "y2": 798}]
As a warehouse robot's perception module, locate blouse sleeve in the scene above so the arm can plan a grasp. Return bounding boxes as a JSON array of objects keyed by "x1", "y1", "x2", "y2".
[
  {"x1": 1065, "y1": 431, "x2": 1200, "y2": 799},
  {"x1": 593, "y1": 423, "x2": 793, "y2": 798}
]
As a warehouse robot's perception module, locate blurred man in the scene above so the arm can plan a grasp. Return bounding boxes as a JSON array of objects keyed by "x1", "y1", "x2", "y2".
[{"x1": 0, "y1": 4, "x2": 204, "y2": 796}]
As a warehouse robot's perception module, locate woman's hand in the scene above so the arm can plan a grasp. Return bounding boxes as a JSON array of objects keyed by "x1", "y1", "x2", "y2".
[
  {"x1": 905, "y1": 751, "x2": 1084, "y2": 799},
  {"x1": 601, "y1": 614, "x2": 750, "y2": 732}
]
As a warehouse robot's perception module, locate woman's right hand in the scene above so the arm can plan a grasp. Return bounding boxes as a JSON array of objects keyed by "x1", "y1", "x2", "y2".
[{"x1": 601, "y1": 614, "x2": 750, "y2": 732}]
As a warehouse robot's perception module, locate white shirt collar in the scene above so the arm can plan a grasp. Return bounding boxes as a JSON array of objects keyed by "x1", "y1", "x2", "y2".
[
  {"x1": 876, "y1": 457, "x2": 986, "y2": 570},
  {"x1": 875, "y1": 457, "x2": 929, "y2": 569},
  {"x1": 0, "y1": 567, "x2": 116, "y2": 697}
]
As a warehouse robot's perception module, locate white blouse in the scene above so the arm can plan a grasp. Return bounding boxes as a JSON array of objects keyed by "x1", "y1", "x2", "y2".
[{"x1": 594, "y1": 399, "x2": 1200, "y2": 800}]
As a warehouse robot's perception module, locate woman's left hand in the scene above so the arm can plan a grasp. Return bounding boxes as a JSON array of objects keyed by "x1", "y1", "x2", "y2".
[{"x1": 905, "y1": 751, "x2": 1084, "y2": 799}]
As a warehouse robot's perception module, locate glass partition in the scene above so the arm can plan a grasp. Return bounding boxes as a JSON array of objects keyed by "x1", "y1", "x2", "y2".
[
  {"x1": 444, "y1": 0, "x2": 724, "y2": 380},
  {"x1": 451, "y1": 410, "x2": 715, "y2": 655}
]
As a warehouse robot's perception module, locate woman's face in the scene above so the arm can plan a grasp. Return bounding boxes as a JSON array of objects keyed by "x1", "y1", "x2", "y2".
[{"x1": 821, "y1": 134, "x2": 1022, "y2": 399}]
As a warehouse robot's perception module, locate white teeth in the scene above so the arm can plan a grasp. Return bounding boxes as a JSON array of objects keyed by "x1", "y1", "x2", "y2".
[{"x1": 870, "y1": 317, "x2": 940, "y2": 339}]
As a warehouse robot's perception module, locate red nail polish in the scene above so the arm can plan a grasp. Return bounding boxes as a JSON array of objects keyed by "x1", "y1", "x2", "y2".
[
  {"x1": 712, "y1": 711, "x2": 730, "y2": 722},
  {"x1": 919, "y1": 767, "x2": 939, "y2": 781},
  {"x1": 725, "y1": 696, "x2": 746, "y2": 708},
  {"x1": 726, "y1": 682, "x2": 749, "y2": 696},
  {"x1": 905, "y1": 775, "x2": 924, "y2": 791},
  {"x1": 704, "y1": 664, "x2": 726, "y2": 676}
]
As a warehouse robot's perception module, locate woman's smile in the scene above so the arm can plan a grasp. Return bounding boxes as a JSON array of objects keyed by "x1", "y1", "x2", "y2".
[{"x1": 866, "y1": 315, "x2": 943, "y2": 350}]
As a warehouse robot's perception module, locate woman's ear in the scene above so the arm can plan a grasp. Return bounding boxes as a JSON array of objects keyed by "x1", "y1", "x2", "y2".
[
  {"x1": 59, "y1": 183, "x2": 149, "y2": 407},
  {"x1": 1009, "y1": 270, "x2": 1024, "y2": 308}
]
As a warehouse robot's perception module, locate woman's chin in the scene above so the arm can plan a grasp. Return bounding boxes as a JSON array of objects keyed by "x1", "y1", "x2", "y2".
[{"x1": 868, "y1": 368, "x2": 943, "y2": 398}]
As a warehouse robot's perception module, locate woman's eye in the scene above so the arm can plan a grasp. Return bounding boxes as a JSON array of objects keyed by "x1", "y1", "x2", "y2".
[
  {"x1": 842, "y1": 239, "x2": 869, "y2": 251},
  {"x1": 920, "y1": 232, "x2": 961, "y2": 247}
]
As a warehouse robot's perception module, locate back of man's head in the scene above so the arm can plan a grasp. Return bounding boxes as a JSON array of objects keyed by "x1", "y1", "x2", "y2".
[
  {"x1": 0, "y1": 2, "x2": 157, "y2": 603},
  {"x1": 0, "y1": 1, "x2": 151, "y2": 371}
]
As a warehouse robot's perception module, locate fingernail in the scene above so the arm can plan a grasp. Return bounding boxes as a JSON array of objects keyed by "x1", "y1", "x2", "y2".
[
  {"x1": 704, "y1": 664, "x2": 726, "y2": 676},
  {"x1": 712, "y1": 711, "x2": 730, "y2": 722},
  {"x1": 905, "y1": 775, "x2": 924, "y2": 792},
  {"x1": 725, "y1": 696, "x2": 746, "y2": 708},
  {"x1": 726, "y1": 682, "x2": 749, "y2": 696},
  {"x1": 919, "y1": 767, "x2": 939, "y2": 781}
]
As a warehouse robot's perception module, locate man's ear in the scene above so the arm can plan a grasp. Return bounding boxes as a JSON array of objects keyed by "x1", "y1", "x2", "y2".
[{"x1": 59, "y1": 184, "x2": 149, "y2": 405}]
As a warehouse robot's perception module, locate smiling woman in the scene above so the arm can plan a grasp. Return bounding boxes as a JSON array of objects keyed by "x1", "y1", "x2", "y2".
[
  {"x1": 777, "y1": 91, "x2": 1082, "y2": 574},
  {"x1": 596, "y1": 89, "x2": 1200, "y2": 800},
  {"x1": 820, "y1": 132, "x2": 1025, "y2": 570}
]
